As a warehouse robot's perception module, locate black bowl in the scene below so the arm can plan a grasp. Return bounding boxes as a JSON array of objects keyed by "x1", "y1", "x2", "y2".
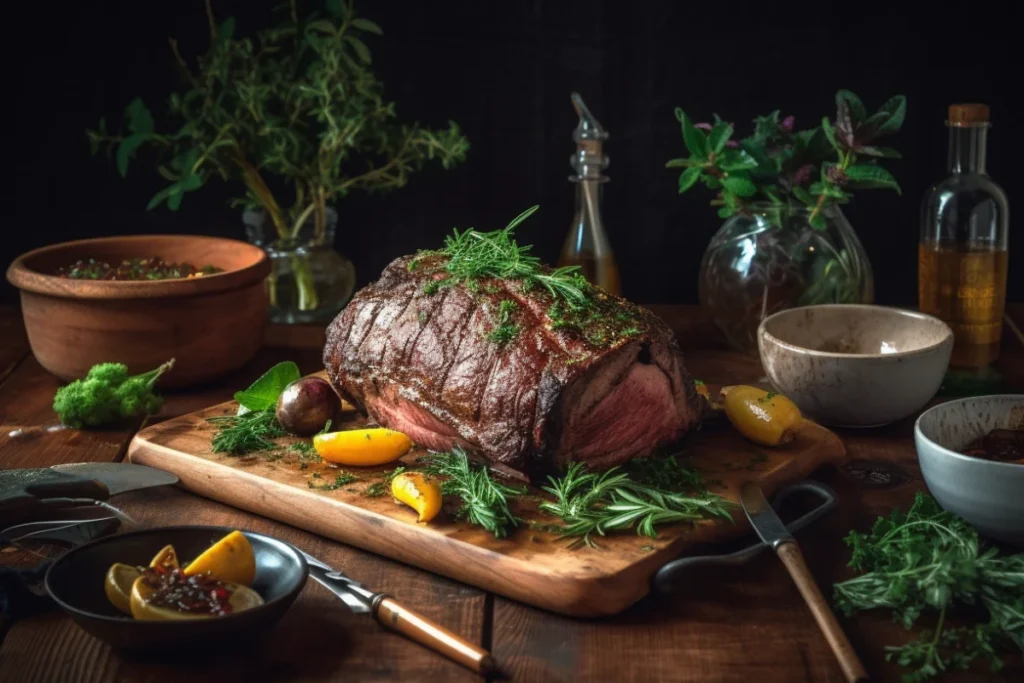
[{"x1": 45, "y1": 526, "x2": 308, "y2": 651}]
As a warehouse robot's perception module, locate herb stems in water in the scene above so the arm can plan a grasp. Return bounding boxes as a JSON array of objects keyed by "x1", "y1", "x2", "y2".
[{"x1": 208, "y1": 410, "x2": 286, "y2": 455}]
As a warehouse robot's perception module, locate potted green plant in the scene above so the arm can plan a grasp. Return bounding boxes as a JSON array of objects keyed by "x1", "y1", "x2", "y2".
[
  {"x1": 667, "y1": 90, "x2": 905, "y2": 352},
  {"x1": 89, "y1": 0, "x2": 469, "y2": 323}
]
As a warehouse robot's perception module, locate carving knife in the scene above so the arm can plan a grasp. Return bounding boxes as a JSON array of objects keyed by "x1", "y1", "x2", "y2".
[
  {"x1": 296, "y1": 548, "x2": 497, "y2": 676},
  {"x1": 739, "y1": 481, "x2": 867, "y2": 683},
  {"x1": 0, "y1": 463, "x2": 178, "y2": 523}
]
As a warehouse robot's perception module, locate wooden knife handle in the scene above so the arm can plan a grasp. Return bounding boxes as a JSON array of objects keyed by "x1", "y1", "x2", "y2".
[
  {"x1": 777, "y1": 543, "x2": 867, "y2": 683},
  {"x1": 373, "y1": 596, "x2": 497, "y2": 675}
]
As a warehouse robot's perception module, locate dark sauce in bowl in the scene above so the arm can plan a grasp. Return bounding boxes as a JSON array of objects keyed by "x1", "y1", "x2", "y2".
[
  {"x1": 961, "y1": 428, "x2": 1024, "y2": 463},
  {"x1": 140, "y1": 567, "x2": 235, "y2": 616},
  {"x1": 56, "y1": 257, "x2": 222, "y2": 281}
]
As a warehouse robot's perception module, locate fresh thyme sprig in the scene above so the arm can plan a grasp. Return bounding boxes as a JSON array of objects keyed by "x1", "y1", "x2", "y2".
[
  {"x1": 419, "y1": 448, "x2": 527, "y2": 538},
  {"x1": 833, "y1": 493, "x2": 1024, "y2": 682},
  {"x1": 209, "y1": 410, "x2": 287, "y2": 455},
  {"x1": 539, "y1": 462, "x2": 733, "y2": 547},
  {"x1": 416, "y1": 206, "x2": 591, "y2": 308}
]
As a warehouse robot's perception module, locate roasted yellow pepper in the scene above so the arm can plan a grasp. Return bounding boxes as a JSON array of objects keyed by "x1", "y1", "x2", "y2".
[
  {"x1": 184, "y1": 530, "x2": 256, "y2": 586},
  {"x1": 722, "y1": 385, "x2": 803, "y2": 447},
  {"x1": 391, "y1": 472, "x2": 442, "y2": 523},
  {"x1": 149, "y1": 544, "x2": 179, "y2": 570},
  {"x1": 104, "y1": 563, "x2": 140, "y2": 615},
  {"x1": 313, "y1": 428, "x2": 413, "y2": 466}
]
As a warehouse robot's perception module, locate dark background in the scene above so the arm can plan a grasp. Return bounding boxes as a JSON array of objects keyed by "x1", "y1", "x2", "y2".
[{"x1": 6, "y1": 0, "x2": 1022, "y2": 305}]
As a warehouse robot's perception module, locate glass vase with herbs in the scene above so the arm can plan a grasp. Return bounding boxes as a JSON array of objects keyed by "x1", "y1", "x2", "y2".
[
  {"x1": 89, "y1": 0, "x2": 469, "y2": 324},
  {"x1": 667, "y1": 90, "x2": 905, "y2": 352}
]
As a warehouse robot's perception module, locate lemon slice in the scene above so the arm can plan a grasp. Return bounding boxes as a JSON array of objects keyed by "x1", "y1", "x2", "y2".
[
  {"x1": 104, "y1": 563, "x2": 141, "y2": 615},
  {"x1": 183, "y1": 530, "x2": 256, "y2": 586},
  {"x1": 313, "y1": 428, "x2": 412, "y2": 466},
  {"x1": 129, "y1": 575, "x2": 264, "y2": 621},
  {"x1": 149, "y1": 544, "x2": 179, "y2": 569},
  {"x1": 391, "y1": 472, "x2": 442, "y2": 523}
]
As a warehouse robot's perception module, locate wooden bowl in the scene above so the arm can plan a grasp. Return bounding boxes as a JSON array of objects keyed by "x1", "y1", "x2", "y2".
[{"x1": 6, "y1": 235, "x2": 271, "y2": 388}]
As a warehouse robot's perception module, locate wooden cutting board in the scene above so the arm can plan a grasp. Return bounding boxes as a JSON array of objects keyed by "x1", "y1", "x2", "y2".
[{"x1": 127, "y1": 392, "x2": 845, "y2": 617}]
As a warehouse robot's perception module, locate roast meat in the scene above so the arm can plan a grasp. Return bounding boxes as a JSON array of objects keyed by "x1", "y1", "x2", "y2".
[{"x1": 323, "y1": 254, "x2": 704, "y2": 480}]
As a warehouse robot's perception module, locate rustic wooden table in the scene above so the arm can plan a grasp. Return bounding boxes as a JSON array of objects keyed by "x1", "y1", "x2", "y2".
[{"x1": 0, "y1": 304, "x2": 1021, "y2": 683}]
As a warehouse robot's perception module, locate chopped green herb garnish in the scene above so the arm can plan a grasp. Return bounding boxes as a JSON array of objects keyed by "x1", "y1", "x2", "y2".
[
  {"x1": 364, "y1": 482, "x2": 387, "y2": 497},
  {"x1": 487, "y1": 299, "x2": 520, "y2": 344},
  {"x1": 209, "y1": 410, "x2": 287, "y2": 455},
  {"x1": 308, "y1": 471, "x2": 359, "y2": 491}
]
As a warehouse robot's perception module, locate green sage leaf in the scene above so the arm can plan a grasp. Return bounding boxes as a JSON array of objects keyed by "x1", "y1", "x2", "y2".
[
  {"x1": 792, "y1": 186, "x2": 815, "y2": 204},
  {"x1": 665, "y1": 157, "x2": 701, "y2": 168},
  {"x1": 821, "y1": 117, "x2": 839, "y2": 149},
  {"x1": 874, "y1": 95, "x2": 907, "y2": 136},
  {"x1": 146, "y1": 184, "x2": 177, "y2": 211},
  {"x1": 677, "y1": 167, "x2": 701, "y2": 193},
  {"x1": 809, "y1": 211, "x2": 827, "y2": 230},
  {"x1": 325, "y1": 0, "x2": 344, "y2": 19},
  {"x1": 858, "y1": 146, "x2": 902, "y2": 159},
  {"x1": 844, "y1": 165, "x2": 902, "y2": 194},
  {"x1": 234, "y1": 361, "x2": 302, "y2": 412},
  {"x1": 217, "y1": 17, "x2": 236, "y2": 42},
  {"x1": 717, "y1": 149, "x2": 758, "y2": 172},
  {"x1": 166, "y1": 188, "x2": 184, "y2": 211}
]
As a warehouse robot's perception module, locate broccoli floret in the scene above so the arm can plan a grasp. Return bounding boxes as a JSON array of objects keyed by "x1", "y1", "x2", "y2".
[{"x1": 53, "y1": 359, "x2": 175, "y2": 428}]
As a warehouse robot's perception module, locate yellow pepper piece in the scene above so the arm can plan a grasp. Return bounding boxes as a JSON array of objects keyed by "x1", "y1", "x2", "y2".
[
  {"x1": 149, "y1": 544, "x2": 179, "y2": 570},
  {"x1": 184, "y1": 530, "x2": 256, "y2": 587},
  {"x1": 391, "y1": 472, "x2": 442, "y2": 523},
  {"x1": 313, "y1": 428, "x2": 413, "y2": 466},
  {"x1": 723, "y1": 385, "x2": 803, "y2": 447}
]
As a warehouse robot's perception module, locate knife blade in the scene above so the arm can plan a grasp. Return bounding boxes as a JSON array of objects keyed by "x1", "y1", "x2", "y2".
[
  {"x1": 296, "y1": 548, "x2": 496, "y2": 675},
  {"x1": 739, "y1": 480, "x2": 794, "y2": 549},
  {"x1": 739, "y1": 481, "x2": 867, "y2": 683},
  {"x1": 0, "y1": 463, "x2": 178, "y2": 520}
]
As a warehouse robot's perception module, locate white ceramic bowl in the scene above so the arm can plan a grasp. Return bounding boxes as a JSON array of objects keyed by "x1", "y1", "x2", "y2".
[
  {"x1": 915, "y1": 395, "x2": 1024, "y2": 544},
  {"x1": 758, "y1": 304, "x2": 953, "y2": 427}
]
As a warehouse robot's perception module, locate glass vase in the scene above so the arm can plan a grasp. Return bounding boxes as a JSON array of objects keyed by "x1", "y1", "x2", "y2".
[
  {"x1": 699, "y1": 203, "x2": 873, "y2": 353},
  {"x1": 243, "y1": 207, "x2": 356, "y2": 325}
]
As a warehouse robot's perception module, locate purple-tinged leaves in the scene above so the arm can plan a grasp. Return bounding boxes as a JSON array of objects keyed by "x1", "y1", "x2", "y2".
[
  {"x1": 791, "y1": 164, "x2": 814, "y2": 186},
  {"x1": 781, "y1": 115, "x2": 795, "y2": 133},
  {"x1": 665, "y1": 157, "x2": 703, "y2": 168},
  {"x1": 694, "y1": 122, "x2": 714, "y2": 131},
  {"x1": 836, "y1": 90, "x2": 867, "y2": 123},
  {"x1": 857, "y1": 146, "x2": 901, "y2": 159}
]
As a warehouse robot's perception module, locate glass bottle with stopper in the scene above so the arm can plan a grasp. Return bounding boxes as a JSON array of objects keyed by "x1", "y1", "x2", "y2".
[
  {"x1": 559, "y1": 92, "x2": 621, "y2": 295},
  {"x1": 919, "y1": 103, "x2": 1009, "y2": 369}
]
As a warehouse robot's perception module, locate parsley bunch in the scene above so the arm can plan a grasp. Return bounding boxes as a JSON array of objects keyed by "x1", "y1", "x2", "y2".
[{"x1": 834, "y1": 493, "x2": 1023, "y2": 682}]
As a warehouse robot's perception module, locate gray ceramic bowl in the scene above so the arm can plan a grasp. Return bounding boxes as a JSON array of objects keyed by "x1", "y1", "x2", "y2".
[
  {"x1": 915, "y1": 395, "x2": 1024, "y2": 545},
  {"x1": 758, "y1": 304, "x2": 953, "y2": 427}
]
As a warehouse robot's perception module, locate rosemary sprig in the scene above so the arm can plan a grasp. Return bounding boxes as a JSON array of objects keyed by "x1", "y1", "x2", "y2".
[
  {"x1": 419, "y1": 206, "x2": 591, "y2": 308},
  {"x1": 419, "y1": 448, "x2": 527, "y2": 538},
  {"x1": 539, "y1": 462, "x2": 732, "y2": 547},
  {"x1": 209, "y1": 409, "x2": 286, "y2": 455}
]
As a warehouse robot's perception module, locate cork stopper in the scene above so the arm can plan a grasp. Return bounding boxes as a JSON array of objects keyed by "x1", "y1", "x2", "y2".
[{"x1": 947, "y1": 103, "x2": 990, "y2": 127}]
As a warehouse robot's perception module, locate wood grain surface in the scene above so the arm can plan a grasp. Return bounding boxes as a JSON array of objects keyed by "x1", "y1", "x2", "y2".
[{"x1": 2, "y1": 305, "x2": 1022, "y2": 683}]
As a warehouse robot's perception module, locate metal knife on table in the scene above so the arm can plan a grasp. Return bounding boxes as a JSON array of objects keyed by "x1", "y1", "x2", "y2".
[
  {"x1": 0, "y1": 462, "x2": 178, "y2": 528},
  {"x1": 299, "y1": 549, "x2": 497, "y2": 676},
  {"x1": 739, "y1": 481, "x2": 867, "y2": 683}
]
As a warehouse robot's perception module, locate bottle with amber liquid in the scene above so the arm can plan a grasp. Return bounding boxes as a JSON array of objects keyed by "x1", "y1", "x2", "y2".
[
  {"x1": 559, "y1": 92, "x2": 621, "y2": 295},
  {"x1": 919, "y1": 104, "x2": 1009, "y2": 368}
]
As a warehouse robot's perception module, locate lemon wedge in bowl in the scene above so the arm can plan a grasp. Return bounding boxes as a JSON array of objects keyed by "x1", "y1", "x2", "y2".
[
  {"x1": 104, "y1": 563, "x2": 141, "y2": 615},
  {"x1": 129, "y1": 574, "x2": 263, "y2": 621},
  {"x1": 183, "y1": 530, "x2": 256, "y2": 586}
]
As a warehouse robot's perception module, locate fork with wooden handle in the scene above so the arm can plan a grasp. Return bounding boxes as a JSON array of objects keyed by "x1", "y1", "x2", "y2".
[{"x1": 739, "y1": 481, "x2": 867, "y2": 683}]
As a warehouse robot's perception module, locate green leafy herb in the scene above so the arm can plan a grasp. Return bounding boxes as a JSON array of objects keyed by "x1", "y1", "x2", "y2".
[
  {"x1": 667, "y1": 90, "x2": 905, "y2": 227},
  {"x1": 539, "y1": 462, "x2": 733, "y2": 547},
  {"x1": 420, "y1": 448, "x2": 527, "y2": 538},
  {"x1": 384, "y1": 466, "x2": 407, "y2": 483},
  {"x1": 833, "y1": 493, "x2": 1023, "y2": 682},
  {"x1": 209, "y1": 409, "x2": 287, "y2": 455},
  {"x1": 88, "y1": 1, "x2": 468, "y2": 312},
  {"x1": 308, "y1": 471, "x2": 359, "y2": 491},
  {"x1": 487, "y1": 299, "x2": 520, "y2": 344},
  {"x1": 53, "y1": 359, "x2": 175, "y2": 428},
  {"x1": 414, "y1": 206, "x2": 590, "y2": 308},
  {"x1": 234, "y1": 361, "x2": 300, "y2": 412},
  {"x1": 625, "y1": 453, "x2": 708, "y2": 493},
  {"x1": 364, "y1": 482, "x2": 387, "y2": 497},
  {"x1": 288, "y1": 441, "x2": 320, "y2": 461}
]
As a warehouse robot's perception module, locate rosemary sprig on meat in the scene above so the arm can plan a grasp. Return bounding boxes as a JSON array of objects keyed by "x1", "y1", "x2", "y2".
[
  {"x1": 413, "y1": 206, "x2": 591, "y2": 308},
  {"x1": 419, "y1": 448, "x2": 527, "y2": 538},
  {"x1": 539, "y1": 462, "x2": 733, "y2": 548}
]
